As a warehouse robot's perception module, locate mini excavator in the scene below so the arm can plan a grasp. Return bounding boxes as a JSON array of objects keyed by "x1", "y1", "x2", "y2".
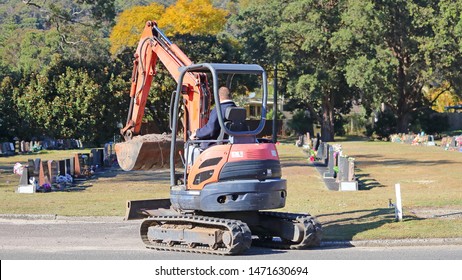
[{"x1": 115, "y1": 21, "x2": 322, "y2": 255}]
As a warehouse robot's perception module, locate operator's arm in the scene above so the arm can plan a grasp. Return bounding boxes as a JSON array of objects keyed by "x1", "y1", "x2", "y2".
[{"x1": 195, "y1": 107, "x2": 219, "y2": 139}]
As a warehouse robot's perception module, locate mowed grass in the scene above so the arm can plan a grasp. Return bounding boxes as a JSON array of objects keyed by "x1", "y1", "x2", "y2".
[
  {"x1": 0, "y1": 142, "x2": 461, "y2": 241},
  {"x1": 276, "y1": 141, "x2": 462, "y2": 240},
  {"x1": 0, "y1": 150, "x2": 170, "y2": 216}
]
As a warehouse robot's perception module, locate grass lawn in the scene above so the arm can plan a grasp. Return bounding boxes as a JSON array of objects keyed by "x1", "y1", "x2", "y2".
[{"x1": 0, "y1": 141, "x2": 461, "y2": 241}]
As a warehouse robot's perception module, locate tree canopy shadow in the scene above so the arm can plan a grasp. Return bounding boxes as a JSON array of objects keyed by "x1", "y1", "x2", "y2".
[{"x1": 317, "y1": 208, "x2": 424, "y2": 242}]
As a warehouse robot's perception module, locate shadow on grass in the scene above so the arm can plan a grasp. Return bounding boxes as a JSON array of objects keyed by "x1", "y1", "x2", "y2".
[
  {"x1": 354, "y1": 154, "x2": 457, "y2": 167},
  {"x1": 318, "y1": 208, "x2": 424, "y2": 241},
  {"x1": 355, "y1": 170, "x2": 384, "y2": 190}
]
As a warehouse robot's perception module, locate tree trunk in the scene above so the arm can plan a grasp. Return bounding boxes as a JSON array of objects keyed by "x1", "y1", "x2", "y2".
[
  {"x1": 321, "y1": 90, "x2": 335, "y2": 142},
  {"x1": 396, "y1": 112, "x2": 411, "y2": 133}
]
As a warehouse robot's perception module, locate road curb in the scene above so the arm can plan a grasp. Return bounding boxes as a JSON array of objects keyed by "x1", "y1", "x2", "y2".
[{"x1": 321, "y1": 238, "x2": 462, "y2": 248}]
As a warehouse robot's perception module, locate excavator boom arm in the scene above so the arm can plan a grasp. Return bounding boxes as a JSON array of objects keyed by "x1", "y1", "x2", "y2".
[{"x1": 121, "y1": 21, "x2": 209, "y2": 140}]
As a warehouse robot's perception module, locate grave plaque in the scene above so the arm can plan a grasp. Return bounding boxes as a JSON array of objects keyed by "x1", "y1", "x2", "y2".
[{"x1": 48, "y1": 160, "x2": 58, "y2": 184}]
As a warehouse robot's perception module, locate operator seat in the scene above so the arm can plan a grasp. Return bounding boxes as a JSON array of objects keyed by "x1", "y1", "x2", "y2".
[{"x1": 218, "y1": 107, "x2": 256, "y2": 144}]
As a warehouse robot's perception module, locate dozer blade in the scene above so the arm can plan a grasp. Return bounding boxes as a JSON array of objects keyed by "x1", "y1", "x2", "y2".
[{"x1": 115, "y1": 134, "x2": 183, "y2": 171}]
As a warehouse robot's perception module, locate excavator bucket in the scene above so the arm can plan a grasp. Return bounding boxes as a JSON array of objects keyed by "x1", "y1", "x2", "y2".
[{"x1": 115, "y1": 134, "x2": 183, "y2": 171}]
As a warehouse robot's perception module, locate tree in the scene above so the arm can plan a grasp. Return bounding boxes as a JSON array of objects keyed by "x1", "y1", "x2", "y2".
[
  {"x1": 340, "y1": 0, "x2": 462, "y2": 132},
  {"x1": 109, "y1": 2, "x2": 165, "y2": 55},
  {"x1": 230, "y1": 0, "x2": 356, "y2": 141},
  {"x1": 158, "y1": 0, "x2": 228, "y2": 36}
]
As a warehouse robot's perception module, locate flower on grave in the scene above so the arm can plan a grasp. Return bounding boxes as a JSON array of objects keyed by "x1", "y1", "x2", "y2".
[
  {"x1": 13, "y1": 163, "x2": 24, "y2": 176},
  {"x1": 56, "y1": 174, "x2": 73, "y2": 184},
  {"x1": 41, "y1": 183, "x2": 52, "y2": 192},
  {"x1": 309, "y1": 156, "x2": 315, "y2": 162}
]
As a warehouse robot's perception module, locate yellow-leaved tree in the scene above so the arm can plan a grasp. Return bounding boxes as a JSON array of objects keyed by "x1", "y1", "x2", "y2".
[
  {"x1": 109, "y1": 3, "x2": 165, "y2": 55},
  {"x1": 157, "y1": 0, "x2": 228, "y2": 36},
  {"x1": 423, "y1": 82, "x2": 461, "y2": 112}
]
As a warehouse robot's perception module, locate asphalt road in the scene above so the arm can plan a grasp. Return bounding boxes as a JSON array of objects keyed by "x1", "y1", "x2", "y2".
[{"x1": 1, "y1": 216, "x2": 461, "y2": 260}]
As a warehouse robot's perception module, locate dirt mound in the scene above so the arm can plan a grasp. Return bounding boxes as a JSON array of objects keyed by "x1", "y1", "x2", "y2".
[{"x1": 115, "y1": 134, "x2": 184, "y2": 171}]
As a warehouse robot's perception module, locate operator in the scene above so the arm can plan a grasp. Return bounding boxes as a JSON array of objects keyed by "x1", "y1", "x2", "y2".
[{"x1": 189, "y1": 86, "x2": 236, "y2": 149}]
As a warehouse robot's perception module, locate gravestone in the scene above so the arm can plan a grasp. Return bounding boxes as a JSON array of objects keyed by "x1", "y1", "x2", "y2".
[
  {"x1": 337, "y1": 156, "x2": 349, "y2": 183},
  {"x1": 339, "y1": 158, "x2": 358, "y2": 191},
  {"x1": 91, "y1": 149, "x2": 103, "y2": 167},
  {"x1": 347, "y1": 158, "x2": 356, "y2": 182},
  {"x1": 65, "y1": 158, "x2": 71, "y2": 175},
  {"x1": 27, "y1": 159, "x2": 35, "y2": 177},
  {"x1": 449, "y1": 137, "x2": 457, "y2": 149},
  {"x1": 104, "y1": 143, "x2": 116, "y2": 166},
  {"x1": 323, "y1": 143, "x2": 330, "y2": 166},
  {"x1": 323, "y1": 145, "x2": 336, "y2": 179},
  {"x1": 9, "y1": 142, "x2": 14, "y2": 152},
  {"x1": 69, "y1": 157, "x2": 75, "y2": 176},
  {"x1": 33, "y1": 158, "x2": 41, "y2": 175},
  {"x1": 15, "y1": 141, "x2": 20, "y2": 153},
  {"x1": 18, "y1": 167, "x2": 30, "y2": 186},
  {"x1": 0, "y1": 144, "x2": 3, "y2": 155},
  {"x1": 74, "y1": 154, "x2": 82, "y2": 176},
  {"x1": 77, "y1": 140, "x2": 83, "y2": 149},
  {"x1": 316, "y1": 143, "x2": 324, "y2": 163},
  {"x1": 48, "y1": 160, "x2": 58, "y2": 184},
  {"x1": 58, "y1": 160, "x2": 66, "y2": 176},
  {"x1": 426, "y1": 135, "x2": 436, "y2": 146},
  {"x1": 2, "y1": 142, "x2": 13, "y2": 156},
  {"x1": 20, "y1": 141, "x2": 26, "y2": 153},
  {"x1": 38, "y1": 160, "x2": 49, "y2": 186},
  {"x1": 24, "y1": 141, "x2": 30, "y2": 153}
]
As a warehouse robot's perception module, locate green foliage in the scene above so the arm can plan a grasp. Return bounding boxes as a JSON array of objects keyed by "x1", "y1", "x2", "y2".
[
  {"x1": 410, "y1": 109, "x2": 450, "y2": 135},
  {"x1": 287, "y1": 109, "x2": 314, "y2": 135},
  {"x1": 266, "y1": 108, "x2": 284, "y2": 121},
  {"x1": 366, "y1": 110, "x2": 397, "y2": 139},
  {"x1": 340, "y1": 0, "x2": 462, "y2": 132},
  {"x1": 231, "y1": 0, "x2": 358, "y2": 141}
]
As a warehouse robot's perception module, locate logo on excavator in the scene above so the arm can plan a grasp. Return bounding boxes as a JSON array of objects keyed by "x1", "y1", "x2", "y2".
[{"x1": 231, "y1": 151, "x2": 244, "y2": 158}]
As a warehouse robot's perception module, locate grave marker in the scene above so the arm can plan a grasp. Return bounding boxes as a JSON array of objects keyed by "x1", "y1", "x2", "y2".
[
  {"x1": 48, "y1": 160, "x2": 58, "y2": 184},
  {"x1": 38, "y1": 160, "x2": 50, "y2": 186},
  {"x1": 323, "y1": 145, "x2": 336, "y2": 179},
  {"x1": 65, "y1": 158, "x2": 71, "y2": 175},
  {"x1": 58, "y1": 160, "x2": 66, "y2": 176}
]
